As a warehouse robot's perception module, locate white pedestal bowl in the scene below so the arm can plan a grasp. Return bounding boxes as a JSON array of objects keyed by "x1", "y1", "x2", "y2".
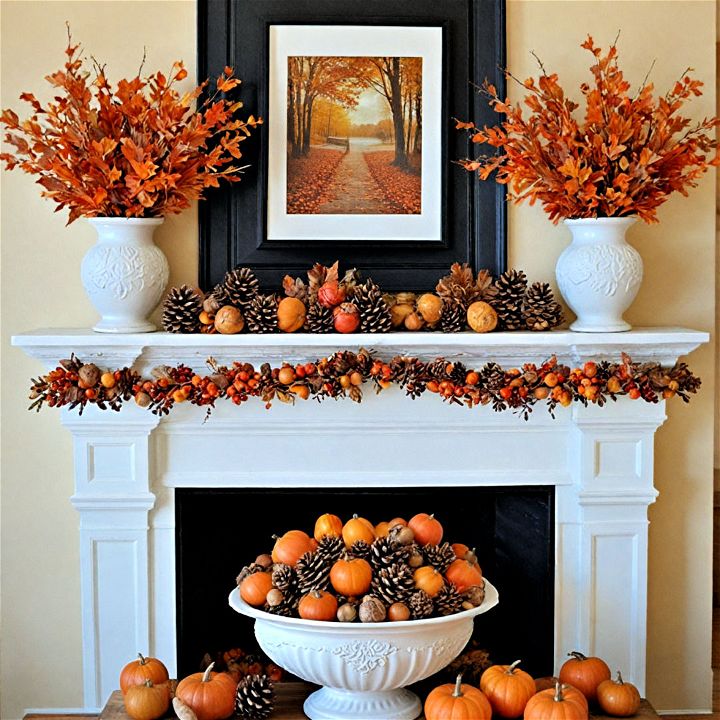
[{"x1": 229, "y1": 579, "x2": 499, "y2": 720}]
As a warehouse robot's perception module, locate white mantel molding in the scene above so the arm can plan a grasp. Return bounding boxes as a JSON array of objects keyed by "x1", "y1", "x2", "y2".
[
  {"x1": 12, "y1": 326, "x2": 708, "y2": 371},
  {"x1": 11, "y1": 327, "x2": 709, "y2": 713}
]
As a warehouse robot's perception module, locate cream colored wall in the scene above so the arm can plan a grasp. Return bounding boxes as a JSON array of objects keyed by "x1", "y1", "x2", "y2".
[{"x1": 0, "y1": 0, "x2": 715, "y2": 717}]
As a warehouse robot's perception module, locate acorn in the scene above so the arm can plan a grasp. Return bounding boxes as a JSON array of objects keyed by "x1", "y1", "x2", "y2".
[
  {"x1": 78, "y1": 363, "x2": 101, "y2": 388},
  {"x1": 337, "y1": 603, "x2": 358, "y2": 623},
  {"x1": 266, "y1": 589, "x2": 284, "y2": 607}
]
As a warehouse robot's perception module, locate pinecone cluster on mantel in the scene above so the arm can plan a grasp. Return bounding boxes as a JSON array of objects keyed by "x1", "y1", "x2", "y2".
[{"x1": 162, "y1": 261, "x2": 564, "y2": 336}]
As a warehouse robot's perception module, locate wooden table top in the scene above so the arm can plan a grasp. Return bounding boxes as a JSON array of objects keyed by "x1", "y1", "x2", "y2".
[{"x1": 101, "y1": 683, "x2": 658, "y2": 719}]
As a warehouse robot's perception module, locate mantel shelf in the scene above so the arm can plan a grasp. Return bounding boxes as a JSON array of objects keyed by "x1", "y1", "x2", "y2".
[{"x1": 12, "y1": 326, "x2": 708, "y2": 370}]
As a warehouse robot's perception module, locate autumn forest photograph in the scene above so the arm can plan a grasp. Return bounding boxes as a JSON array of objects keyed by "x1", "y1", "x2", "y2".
[{"x1": 286, "y1": 56, "x2": 422, "y2": 215}]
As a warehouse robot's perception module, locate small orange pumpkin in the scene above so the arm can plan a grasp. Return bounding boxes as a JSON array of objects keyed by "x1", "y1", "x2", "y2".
[
  {"x1": 271, "y1": 529, "x2": 314, "y2": 566},
  {"x1": 330, "y1": 556, "x2": 372, "y2": 597},
  {"x1": 298, "y1": 590, "x2": 338, "y2": 621},
  {"x1": 124, "y1": 679, "x2": 170, "y2": 720},
  {"x1": 559, "y1": 651, "x2": 611, "y2": 703},
  {"x1": 480, "y1": 660, "x2": 536, "y2": 718},
  {"x1": 523, "y1": 682, "x2": 588, "y2": 720},
  {"x1": 342, "y1": 514, "x2": 376, "y2": 548},
  {"x1": 408, "y1": 513, "x2": 443, "y2": 546},
  {"x1": 445, "y1": 558, "x2": 483, "y2": 592},
  {"x1": 375, "y1": 521, "x2": 391, "y2": 538},
  {"x1": 597, "y1": 671, "x2": 641, "y2": 717},
  {"x1": 413, "y1": 566, "x2": 445, "y2": 597},
  {"x1": 120, "y1": 654, "x2": 170, "y2": 694},
  {"x1": 239, "y1": 571, "x2": 273, "y2": 607},
  {"x1": 175, "y1": 662, "x2": 237, "y2": 720},
  {"x1": 388, "y1": 517, "x2": 407, "y2": 528},
  {"x1": 424, "y1": 674, "x2": 492, "y2": 720},
  {"x1": 314, "y1": 513, "x2": 343, "y2": 541}
]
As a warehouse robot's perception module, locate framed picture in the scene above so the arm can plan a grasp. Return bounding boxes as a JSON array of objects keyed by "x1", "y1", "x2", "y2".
[{"x1": 198, "y1": 0, "x2": 506, "y2": 291}]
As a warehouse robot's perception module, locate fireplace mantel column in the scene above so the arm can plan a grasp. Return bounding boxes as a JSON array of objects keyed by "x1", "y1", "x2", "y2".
[
  {"x1": 61, "y1": 405, "x2": 160, "y2": 711},
  {"x1": 555, "y1": 400, "x2": 666, "y2": 695}
]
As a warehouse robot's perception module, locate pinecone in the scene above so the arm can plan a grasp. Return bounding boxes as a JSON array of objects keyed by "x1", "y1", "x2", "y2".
[
  {"x1": 246, "y1": 294, "x2": 279, "y2": 333},
  {"x1": 306, "y1": 301, "x2": 334, "y2": 333},
  {"x1": 372, "y1": 562, "x2": 415, "y2": 605},
  {"x1": 235, "y1": 674, "x2": 274, "y2": 720},
  {"x1": 436, "y1": 263, "x2": 496, "y2": 307},
  {"x1": 223, "y1": 267, "x2": 260, "y2": 311},
  {"x1": 408, "y1": 589, "x2": 434, "y2": 619},
  {"x1": 296, "y1": 551, "x2": 331, "y2": 594},
  {"x1": 493, "y1": 269, "x2": 528, "y2": 330},
  {"x1": 348, "y1": 540, "x2": 372, "y2": 560},
  {"x1": 439, "y1": 299, "x2": 467, "y2": 332},
  {"x1": 434, "y1": 584, "x2": 463, "y2": 616},
  {"x1": 271, "y1": 563, "x2": 297, "y2": 593},
  {"x1": 423, "y1": 542, "x2": 456, "y2": 574},
  {"x1": 369, "y1": 536, "x2": 411, "y2": 570},
  {"x1": 354, "y1": 279, "x2": 392, "y2": 333},
  {"x1": 522, "y1": 282, "x2": 563, "y2": 331},
  {"x1": 162, "y1": 285, "x2": 203, "y2": 333},
  {"x1": 315, "y1": 535, "x2": 345, "y2": 564}
]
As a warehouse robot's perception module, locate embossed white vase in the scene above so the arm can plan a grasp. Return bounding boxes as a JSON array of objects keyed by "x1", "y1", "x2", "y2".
[
  {"x1": 81, "y1": 218, "x2": 169, "y2": 333},
  {"x1": 230, "y1": 580, "x2": 499, "y2": 720},
  {"x1": 556, "y1": 217, "x2": 642, "y2": 332}
]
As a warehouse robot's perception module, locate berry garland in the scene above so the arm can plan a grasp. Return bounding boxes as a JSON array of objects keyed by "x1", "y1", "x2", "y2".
[{"x1": 28, "y1": 352, "x2": 700, "y2": 421}]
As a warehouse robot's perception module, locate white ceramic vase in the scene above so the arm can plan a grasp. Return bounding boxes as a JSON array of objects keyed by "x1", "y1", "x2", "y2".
[
  {"x1": 555, "y1": 217, "x2": 643, "y2": 332},
  {"x1": 81, "y1": 218, "x2": 169, "y2": 333},
  {"x1": 229, "y1": 580, "x2": 499, "y2": 720}
]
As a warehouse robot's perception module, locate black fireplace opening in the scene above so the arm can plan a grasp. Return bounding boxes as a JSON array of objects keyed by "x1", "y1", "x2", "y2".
[{"x1": 175, "y1": 486, "x2": 554, "y2": 682}]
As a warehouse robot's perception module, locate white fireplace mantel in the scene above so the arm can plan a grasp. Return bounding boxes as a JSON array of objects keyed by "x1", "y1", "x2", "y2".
[{"x1": 12, "y1": 327, "x2": 708, "y2": 712}]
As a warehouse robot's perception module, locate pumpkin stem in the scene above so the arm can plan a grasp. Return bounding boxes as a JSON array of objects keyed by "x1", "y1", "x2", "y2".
[
  {"x1": 202, "y1": 662, "x2": 215, "y2": 682},
  {"x1": 429, "y1": 513, "x2": 435, "y2": 519},
  {"x1": 452, "y1": 674, "x2": 464, "y2": 698},
  {"x1": 568, "y1": 650, "x2": 588, "y2": 661},
  {"x1": 507, "y1": 659, "x2": 522, "y2": 674},
  {"x1": 616, "y1": 670, "x2": 624, "y2": 684},
  {"x1": 553, "y1": 682, "x2": 564, "y2": 702},
  {"x1": 137, "y1": 653, "x2": 146, "y2": 665},
  {"x1": 352, "y1": 513, "x2": 359, "y2": 519},
  {"x1": 144, "y1": 679, "x2": 154, "y2": 688}
]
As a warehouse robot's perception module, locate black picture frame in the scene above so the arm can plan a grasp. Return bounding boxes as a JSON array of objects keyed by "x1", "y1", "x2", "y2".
[{"x1": 198, "y1": 0, "x2": 506, "y2": 291}]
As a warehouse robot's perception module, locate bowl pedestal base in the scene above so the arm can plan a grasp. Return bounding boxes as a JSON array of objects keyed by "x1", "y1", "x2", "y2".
[{"x1": 303, "y1": 686, "x2": 422, "y2": 720}]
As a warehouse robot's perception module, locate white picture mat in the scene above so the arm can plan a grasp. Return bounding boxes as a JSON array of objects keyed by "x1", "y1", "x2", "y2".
[{"x1": 267, "y1": 25, "x2": 443, "y2": 241}]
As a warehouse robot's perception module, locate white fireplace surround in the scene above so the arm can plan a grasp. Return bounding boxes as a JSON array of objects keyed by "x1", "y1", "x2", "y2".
[{"x1": 13, "y1": 327, "x2": 707, "y2": 712}]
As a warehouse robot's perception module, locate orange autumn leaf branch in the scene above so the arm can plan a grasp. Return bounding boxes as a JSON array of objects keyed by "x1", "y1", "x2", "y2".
[
  {"x1": 0, "y1": 28, "x2": 262, "y2": 224},
  {"x1": 456, "y1": 35, "x2": 720, "y2": 223}
]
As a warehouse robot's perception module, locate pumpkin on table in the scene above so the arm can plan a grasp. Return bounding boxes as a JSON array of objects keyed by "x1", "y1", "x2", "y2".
[
  {"x1": 480, "y1": 660, "x2": 536, "y2": 718},
  {"x1": 342, "y1": 514, "x2": 376, "y2": 547},
  {"x1": 120, "y1": 653, "x2": 169, "y2": 694},
  {"x1": 523, "y1": 682, "x2": 588, "y2": 720},
  {"x1": 408, "y1": 512, "x2": 443, "y2": 546},
  {"x1": 330, "y1": 556, "x2": 372, "y2": 596},
  {"x1": 314, "y1": 513, "x2": 343, "y2": 541},
  {"x1": 597, "y1": 671, "x2": 641, "y2": 717},
  {"x1": 175, "y1": 662, "x2": 237, "y2": 720},
  {"x1": 424, "y1": 674, "x2": 492, "y2": 720},
  {"x1": 271, "y1": 529, "x2": 314, "y2": 566},
  {"x1": 298, "y1": 590, "x2": 338, "y2": 621},
  {"x1": 559, "y1": 651, "x2": 611, "y2": 703},
  {"x1": 123, "y1": 679, "x2": 170, "y2": 720}
]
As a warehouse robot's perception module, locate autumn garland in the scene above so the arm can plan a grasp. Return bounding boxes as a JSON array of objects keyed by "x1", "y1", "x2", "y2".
[{"x1": 28, "y1": 352, "x2": 700, "y2": 420}]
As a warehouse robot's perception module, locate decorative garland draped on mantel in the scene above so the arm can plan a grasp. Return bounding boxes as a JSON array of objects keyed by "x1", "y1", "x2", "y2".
[{"x1": 28, "y1": 350, "x2": 700, "y2": 421}]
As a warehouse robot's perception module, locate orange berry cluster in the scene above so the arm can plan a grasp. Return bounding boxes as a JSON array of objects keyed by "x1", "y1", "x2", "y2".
[{"x1": 28, "y1": 351, "x2": 700, "y2": 419}]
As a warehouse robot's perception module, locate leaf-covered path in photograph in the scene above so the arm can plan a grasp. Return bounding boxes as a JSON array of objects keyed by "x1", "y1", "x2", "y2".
[
  {"x1": 314, "y1": 144, "x2": 399, "y2": 214},
  {"x1": 364, "y1": 150, "x2": 421, "y2": 214},
  {"x1": 286, "y1": 148, "x2": 345, "y2": 214}
]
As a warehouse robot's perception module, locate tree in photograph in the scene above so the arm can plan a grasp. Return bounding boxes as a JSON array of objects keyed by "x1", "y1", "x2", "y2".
[
  {"x1": 287, "y1": 57, "x2": 364, "y2": 156},
  {"x1": 363, "y1": 57, "x2": 422, "y2": 168}
]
